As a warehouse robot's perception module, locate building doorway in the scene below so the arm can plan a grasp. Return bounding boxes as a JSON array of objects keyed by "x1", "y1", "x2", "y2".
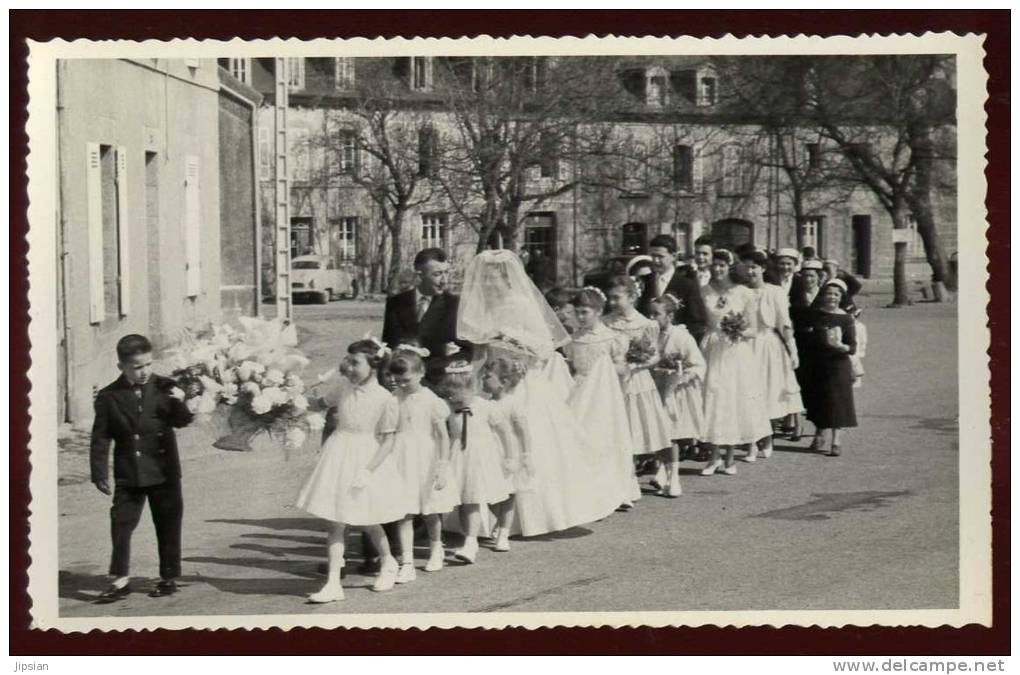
[
  {"x1": 852, "y1": 215, "x2": 873, "y2": 278},
  {"x1": 621, "y1": 222, "x2": 648, "y2": 254},
  {"x1": 523, "y1": 212, "x2": 557, "y2": 288},
  {"x1": 290, "y1": 217, "x2": 313, "y2": 259},
  {"x1": 711, "y1": 218, "x2": 754, "y2": 251}
]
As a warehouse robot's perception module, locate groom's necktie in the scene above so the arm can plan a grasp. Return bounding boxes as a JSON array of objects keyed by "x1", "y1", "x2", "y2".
[{"x1": 416, "y1": 294, "x2": 432, "y2": 322}]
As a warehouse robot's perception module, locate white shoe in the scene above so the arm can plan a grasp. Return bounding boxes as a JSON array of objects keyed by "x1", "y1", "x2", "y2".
[
  {"x1": 722, "y1": 464, "x2": 738, "y2": 476},
  {"x1": 662, "y1": 476, "x2": 682, "y2": 498},
  {"x1": 761, "y1": 444, "x2": 773, "y2": 459},
  {"x1": 424, "y1": 545, "x2": 444, "y2": 572},
  {"x1": 701, "y1": 460, "x2": 723, "y2": 476},
  {"x1": 395, "y1": 563, "x2": 416, "y2": 584},
  {"x1": 742, "y1": 453, "x2": 758, "y2": 463},
  {"x1": 650, "y1": 464, "x2": 667, "y2": 490},
  {"x1": 307, "y1": 584, "x2": 344, "y2": 604},
  {"x1": 372, "y1": 558, "x2": 399, "y2": 592},
  {"x1": 453, "y1": 537, "x2": 478, "y2": 564},
  {"x1": 494, "y1": 529, "x2": 510, "y2": 552}
]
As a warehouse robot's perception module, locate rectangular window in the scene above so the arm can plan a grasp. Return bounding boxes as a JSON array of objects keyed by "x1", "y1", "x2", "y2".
[
  {"x1": 539, "y1": 133, "x2": 559, "y2": 179},
  {"x1": 698, "y1": 76, "x2": 717, "y2": 106},
  {"x1": 337, "y1": 129, "x2": 359, "y2": 176},
  {"x1": 86, "y1": 144, "x2": 130, "y2": 323},
  {"x1": 906, "y1": 214, "x2": 925, "y2": 258},
  {"x1": 418, "y1": 125, "x2": 439, "y2": 179},
  {"x1": 721, "y1": 144, "x2": 747, "y2": 195},
  {"x1": 334, "y1": 57, "x2": 355, "y2": 89},
  {"x1": 335, "y1": 216, "x2": 358, "y2": 260},
  {"x1": 421, "y1": 213, "x2": 448, "y2": 250},
  {"x1": 184, "y1": 155, "x2": 202, "y2": 297},
  {"x1": 228, "y1": 57, "x2": 250, "y2": 84},
  {"x1": 805, "y1": 142, "x2": 821, "y2": 170},
  {"x1": 286, "y1": 57, "x2": 305, "y2": 91},
  {"x1": 523, "y1": 56, "x2": 545, "y2": 93},
  {"x1": 672, "y1": 144, "x2": 694, "y2": 191},
  {"x1": 411, "y1": 56, "x2": 433, "y2": 91},
  {"x1": 257, "y1": 126, "x2": 271, "y2": 180},
  {"x1": 800, "y1": 216, "x2": 825, "y2": 256},
  {"x1": 289, "y1": 127, "x2": 310, "y2": 182}
]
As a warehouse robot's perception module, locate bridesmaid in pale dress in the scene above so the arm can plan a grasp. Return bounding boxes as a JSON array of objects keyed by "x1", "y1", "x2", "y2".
[
  {"x1": 699, "y1": 250, "x2": 773, "y2": 476},
  {"x1": 603, "y1": 275, "x2": 675, "y2": 497},
  {"x1": 740, "y1": 248, "x2": 804, "y2": 459},
  {"x1": 563, "y1": 287, "x2": 642, "y2": 509}
]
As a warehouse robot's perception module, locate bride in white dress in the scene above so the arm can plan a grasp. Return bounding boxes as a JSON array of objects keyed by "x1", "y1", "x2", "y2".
[{"x1": 457, "y1": 250, "x2": 616, "y2": 537}]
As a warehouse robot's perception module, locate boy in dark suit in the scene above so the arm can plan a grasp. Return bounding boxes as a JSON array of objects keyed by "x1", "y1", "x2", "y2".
[{"x1": 90, "y1": 334, "x2": 194, "y2": 603}]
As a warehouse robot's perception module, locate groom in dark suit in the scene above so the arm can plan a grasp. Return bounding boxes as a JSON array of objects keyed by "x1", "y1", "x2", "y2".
[
  {"x1": 381, "y1": 247, "x2": 473, "y2": 383},
  {"x1": 637, "y1": 234, "x2": 708, "y2": 344}
]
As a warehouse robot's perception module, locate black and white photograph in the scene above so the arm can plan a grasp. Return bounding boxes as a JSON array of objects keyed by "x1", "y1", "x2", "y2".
[{"x1": 24, "y1": 32, "x2": 991, "y2": 632}]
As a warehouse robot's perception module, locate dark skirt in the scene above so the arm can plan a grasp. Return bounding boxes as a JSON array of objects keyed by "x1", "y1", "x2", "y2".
[{"x1": 800, "y1": 354, "x2": 857, "y2": 429}]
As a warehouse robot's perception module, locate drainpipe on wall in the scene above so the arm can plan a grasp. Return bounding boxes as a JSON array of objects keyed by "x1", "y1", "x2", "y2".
[{"x1": 56, "y1": 60, "x2": 74, "y2": 423}]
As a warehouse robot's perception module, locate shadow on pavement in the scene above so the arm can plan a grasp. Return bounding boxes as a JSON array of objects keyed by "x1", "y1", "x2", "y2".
[{"x1": 206, "y1": 517, "x2": 328, "y2": 532}]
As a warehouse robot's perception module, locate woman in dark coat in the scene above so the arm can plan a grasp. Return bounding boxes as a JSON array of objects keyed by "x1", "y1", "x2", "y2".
[{"x1": 798, "y1": 279, "x2": 858, "y2": 456}]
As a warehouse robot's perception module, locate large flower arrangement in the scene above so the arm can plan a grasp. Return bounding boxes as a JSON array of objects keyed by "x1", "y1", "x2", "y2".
[{"x1": 158, "y1": 317, "x2": 325, "y2": 452}]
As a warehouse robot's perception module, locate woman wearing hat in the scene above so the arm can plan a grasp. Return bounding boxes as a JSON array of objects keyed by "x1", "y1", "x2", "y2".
[
  {"x1": 740, "y1": 248, "x2": 804, "y2": 456},
  {"x1": 798, "y1": 279, "x2": 858, "y2": 456}
]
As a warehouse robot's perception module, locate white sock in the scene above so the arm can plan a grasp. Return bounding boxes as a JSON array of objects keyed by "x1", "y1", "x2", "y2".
[{"x1": 111, "y1": 576, "x2": 129, "y2": 589}]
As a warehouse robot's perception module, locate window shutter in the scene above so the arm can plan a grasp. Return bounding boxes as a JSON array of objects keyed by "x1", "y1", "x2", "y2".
[
  {"x1": 692, "y1": 145, "x2": 704, "y2": 193},
  {"x1": 86, "y1": 143, "x2": 105, "y2": 323},
  {"x1": 184, "y1": 155, "x2": 202, "y2": 297},
  {"x1": 722, "y1": 145, "x2": 737, "y2": 194},
  {"x1": 116, "y1": 147, "x2": 130, "y2": 316}
]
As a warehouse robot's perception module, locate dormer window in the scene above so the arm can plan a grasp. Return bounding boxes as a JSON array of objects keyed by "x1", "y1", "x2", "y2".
[
  {"x1": 285, "y1": 57, "x2": 305, "y2": 91},
  {"x1": 698, "y1": 75, "x2": 717, "y2": 106},
  {"x1": 334, "y1": 57, "x2": 355, "y2": 90},
  {"x1": 410, "y1": 56, "x2": 433, "y2": 92},
  {"x1": 646, "y1": 67, "x2": 669, "y2": 108}
]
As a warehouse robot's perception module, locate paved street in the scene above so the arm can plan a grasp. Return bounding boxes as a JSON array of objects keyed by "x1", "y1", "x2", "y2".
[{"x1": 57, "y1": 296, "x2": 959, "y2": 617}]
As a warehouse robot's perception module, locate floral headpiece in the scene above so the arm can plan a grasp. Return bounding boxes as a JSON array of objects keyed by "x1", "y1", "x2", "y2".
[
  {"x1": 395, "y1": 344, "x2": 430, "y2": 358},
  {"x1": 445, "y1": 359, "x2": 473, "y2": 375},
  {"x1": 582, "y1": 286, "x2": 607, "y2": 302},
  {"x1": 361, "y1": 333, "x2": 391, "y2": 359}
]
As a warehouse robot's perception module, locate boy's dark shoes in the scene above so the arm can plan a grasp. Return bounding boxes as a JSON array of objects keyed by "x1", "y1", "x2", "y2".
[
  {"x1": 148, "y1": 579, "x2": 178, "y2": 598},
  {"x1": 94, "y1": 583, "x2": 131, "y2": 604}
]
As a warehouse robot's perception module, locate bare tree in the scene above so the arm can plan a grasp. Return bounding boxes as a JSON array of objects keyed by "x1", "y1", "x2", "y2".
[
  {"x1": 804, "y1": 55, "x2": 956, "y2": 305},
  {"x1": 433, "y1": 56, "x2": 626, "y2": 252},
  {"x1": 307, "y1": 96, "x2": 438, "y2": 293}
]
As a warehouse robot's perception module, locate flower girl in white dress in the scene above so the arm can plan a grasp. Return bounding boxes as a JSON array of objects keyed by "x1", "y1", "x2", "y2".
[
  {"x1": 648, "y1": 294, "x2": 706, "y2": 497},
  {"x1": 387, "y1": 345, "x2": 457, "y2": 577},
  {"x1": 603, "y1": 275, "x2": 674, "y2": 504},
  {"x1": 562, "y1": 287, "x2": 641, "y2": 510},
  {"x1": 296, "y1": 339, "x2": 405, "y2": 603},
  {"x1": 438, "y1": 360, "x2": 518, "y2": 564}
]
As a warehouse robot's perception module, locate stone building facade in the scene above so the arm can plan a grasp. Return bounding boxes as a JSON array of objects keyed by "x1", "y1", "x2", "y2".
[
  {"x1": 56, "y1": 59, "x2": 262, "y2": 425},
  {"x1": 226, "y1": 55, "x2": 956, "y2": 293}
]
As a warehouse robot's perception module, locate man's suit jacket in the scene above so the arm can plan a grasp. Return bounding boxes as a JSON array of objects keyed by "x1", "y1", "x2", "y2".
[
  {"x1": 90, "y1": 374, "x2": 194, "y2": 488},
  {"x1": 382, "y1": 289, "x2": 473, "y2": 381},
  {"x1": 637, "y1": 268, "x2": 708, "y2": 344}
]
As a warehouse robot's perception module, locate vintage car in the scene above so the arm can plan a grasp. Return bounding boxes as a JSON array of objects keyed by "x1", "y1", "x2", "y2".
[
  {"x1": 581, "y1": 254, "x2": 655, "y2": 292},
  {"x1": 290, "y1": 255, "x2": 357, "y2": 304}
]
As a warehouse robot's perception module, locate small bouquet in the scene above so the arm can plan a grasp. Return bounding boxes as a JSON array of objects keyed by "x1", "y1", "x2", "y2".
[
  {"x1": 625, "y1": 333, "x2": 657, "y2": 365},
  {"x1": 719, "y1": 311, "x2": 750, "y2": 343},
  {"x1": 655, "y1": 353, "x2": 683, "y2": 373}
]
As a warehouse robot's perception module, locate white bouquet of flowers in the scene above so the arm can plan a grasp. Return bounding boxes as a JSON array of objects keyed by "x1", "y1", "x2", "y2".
[{"x1": 158, "y1": 317, "x2": 318, "y2": 453}]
